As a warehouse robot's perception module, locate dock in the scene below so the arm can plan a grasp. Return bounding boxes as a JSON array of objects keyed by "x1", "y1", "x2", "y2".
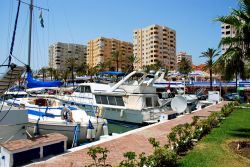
[{"x1": 29, "y1": 101, "x2": 228, "y2": 167}]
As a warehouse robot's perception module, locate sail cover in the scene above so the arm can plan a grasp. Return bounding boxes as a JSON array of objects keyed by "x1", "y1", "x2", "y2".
[{"x1": 27, "y1": 72, "x2": 63, "y2": 88}]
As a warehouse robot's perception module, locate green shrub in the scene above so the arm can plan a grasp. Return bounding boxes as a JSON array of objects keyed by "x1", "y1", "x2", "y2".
[
  {"x1": 167, "y1": 123, "x2": 193, "y2": 154},
  {"x1": 207, "y1": 112, "x2": 220, "y2": 128},
  {"x1": 86, "y1": 146, "x2": 110, "y2": 167},
  {"x1": 146, "y1": 147, "x2": 177, "y2": 167},
  {"x1": 119, "y1": 151, "x2": 137, "y2": 167},
  {"x1": 191, "y1": 116, "x2": 199, "y2": 126}
]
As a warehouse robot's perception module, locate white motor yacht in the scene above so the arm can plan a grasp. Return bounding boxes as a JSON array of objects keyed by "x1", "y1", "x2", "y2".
[{"x1": 56, "y1": 71, "x2": 173, "y2": 124}]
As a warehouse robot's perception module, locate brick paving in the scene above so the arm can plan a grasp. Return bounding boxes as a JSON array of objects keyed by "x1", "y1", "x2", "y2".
[{"x1": 29, "y1": 101, "x2": 228, "y2": 167}]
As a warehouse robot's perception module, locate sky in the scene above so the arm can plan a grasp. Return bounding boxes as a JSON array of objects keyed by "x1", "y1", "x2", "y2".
[{"x1": 0, "y1": 0, "x2": 238, "y2": 70}]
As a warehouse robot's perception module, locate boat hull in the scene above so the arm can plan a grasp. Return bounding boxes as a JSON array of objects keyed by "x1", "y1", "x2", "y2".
[
  {"x1": 0, "y1": 107, "x2": 28, "y2": 143},
  {"x1": 26, "y1": 120, "x2": 104, "y2": 144}
]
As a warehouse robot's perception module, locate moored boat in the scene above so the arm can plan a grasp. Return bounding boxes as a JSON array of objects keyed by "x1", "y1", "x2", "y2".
[{"x1": 6, "y1": 97, "x2": 107, "y2": 145}]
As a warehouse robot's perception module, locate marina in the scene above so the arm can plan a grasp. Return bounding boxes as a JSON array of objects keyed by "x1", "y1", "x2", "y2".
[{"x1": 1, "y1": 0, "x2": 250, "y2": 166}]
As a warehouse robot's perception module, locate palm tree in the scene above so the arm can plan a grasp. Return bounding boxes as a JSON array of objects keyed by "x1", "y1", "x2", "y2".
[
  {"x1": 126, "y1": 54, "x2": 140, "y2": 73},
  {"x1": 53, "y1": 69, "x2": 61, "y2": 80},
  {"x1": 47, "y1": 67, "x2": 54, "y2": 80},
  {"x1": 61, "y1": 69, "x2": 70, "y2": 87},
  {"x1": 200, "y1": 48, "x2": 220, "y2": 90},
  {"x1": 87, "y1": 65, "x2": 98, "y2": 81},
  {"x1": 65, "y1": 58, "x2": 78, "y2": 87},
  {"x1": 215, "y1": 0, "x2": 250, "y2": 89},
  {"x1": 111, "y1": 51, "x2": 121, "y2": 71},
  {"x1": 76, "y1": 63, "x2": 87, "y2": 76},
  {"x1": 178, "y1": 57, "x2": 192, "y2": 76},
  {"x1": 96, "y1": 62, "x2": 107, "y2": 72},
  {"x1": 39, "y1": 67, "x2": 47, "y2": 81},
  {"x1": 142, "y1": 65, "x2": 151, "y2": 73}
]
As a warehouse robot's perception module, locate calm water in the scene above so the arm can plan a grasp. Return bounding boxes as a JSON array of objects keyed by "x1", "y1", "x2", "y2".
[{"x1": 107, "y1": 121, "x2": 143, "y2": 134}]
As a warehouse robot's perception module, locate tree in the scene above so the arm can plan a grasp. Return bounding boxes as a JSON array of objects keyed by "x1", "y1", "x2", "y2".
[
  {"x1": 76, "y1": 63, "x2": 87, "y2": 76},
  {"x1": 142, "y1": 60, "x2": 164, "y2": 73},
  {"x1": 215, "y1": 0, "x2": 250, "y2": 89},
  {"x1": 200, "y1": 48, "x2": 220, "y2": 90},
  {"x1": 111, "y1": 50, "x2": 121, "y2": 72},
  {"x1": 178, "y1": 57, "x2": 192, "y2": 76},
  {"x1": 53, "y1": 69, "x2": 61, "y2": 80},
  {"x1": 125, "y1": 54, "x2": 140, "y2": 73},
  {"x1": 66, "y1": 58, "x2": 78, "y2": 87},
  {"x1": 47, "y1": 67, "x2": 54, "y2": 80},
  {"x1": 87, "y1": 65, "x2": 98, "y2": 81},
  {"x1": 39, "y1": 67, "x2": 47, "y2": 81},
  {"x1": 96, "y1": 62, "x2": 107, "y2": 72},
  {"x1": 61, "y1": 69, "x2": 70, "y2": 87}
]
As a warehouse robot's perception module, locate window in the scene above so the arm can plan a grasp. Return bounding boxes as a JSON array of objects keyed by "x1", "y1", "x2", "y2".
[
  {"x1": 108, "y1": 96, "x2": 116, "y2": 105},
  {"x1": 96, "y1": 95, "x2": 102, "y2": 104},
  {"x1": 154, "y1": 97, "x2": 160, "y2": 107},
  {"x1": 85, "y1": 86, "x2": 91, "y2": 93},
  {"x1": 116, "y1": 97, "x2": 124, "y2": 106},
  {"x1": 75, "y1": 86, "x2": 81, "y2": 92},
  {"x1": 101, "y1": 96, "x2": 108, "y2": 104},
  {"x1": 95, "y1": 95, "x2": 124, "y2": 106},
  {"x1": 146, "y1": 97, "x2": 152, "y2": 107}
]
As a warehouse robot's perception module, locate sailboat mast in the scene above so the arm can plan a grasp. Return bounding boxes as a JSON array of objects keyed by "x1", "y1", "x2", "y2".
[{"x1": 28, "y1": 0, "x2": 33, "y2": 67}]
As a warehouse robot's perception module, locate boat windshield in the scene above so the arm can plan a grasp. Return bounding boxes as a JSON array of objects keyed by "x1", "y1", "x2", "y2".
[
  {"x1": 95, "y1": 95, "x2": 124, "y2": 106},
  {"x1": 75, "y1": 86, "x2": 91, "y2": 93}
]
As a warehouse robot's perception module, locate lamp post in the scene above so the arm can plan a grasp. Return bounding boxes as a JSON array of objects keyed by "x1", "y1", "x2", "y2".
[{"x1": 182, "y1": 77, "x2": 186, "y2": 95}]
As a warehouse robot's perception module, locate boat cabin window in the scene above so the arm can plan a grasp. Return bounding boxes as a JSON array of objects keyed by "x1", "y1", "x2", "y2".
[
  {"x1": 74, "y1": 86, "x2": 91, "y2": 93},
  {"x1": 35, "y1": 98, "x2": 48, "y2": 106},
  {"x1": 154, "y1": 97, "x2": 160, "y2": 107},
  {"x1": 108, "y1": 96, "x2": 116, "y2": 105},
  {"x1": 95, "y1": 95, "x2": 124, "y2": 106},
  {"x1": 3, "y1": 94, "x2": 27, "y2": 100},
  {"x1": 146, "y1": 97, "x2": 153, "y2": 107},
  {"x1": 85, "y1": 86, "x2": 91, "y2": 93},
  {"x1": 74, "y1": 86, "x2": 81, "y2": 92}
]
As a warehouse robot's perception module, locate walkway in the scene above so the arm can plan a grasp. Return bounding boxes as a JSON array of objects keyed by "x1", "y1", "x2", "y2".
[{"x1": 30, "y1": 101, "x2": 228, "y2": 167}]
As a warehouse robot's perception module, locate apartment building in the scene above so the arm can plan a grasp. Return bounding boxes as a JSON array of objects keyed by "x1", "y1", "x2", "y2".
[
  {"x1": 87, "y1": 37, "x2": 133, "y2": 71},
  {"x1": 49, "y1": 42, "x2": 87, "y2": 70},
  {"x1": 133, "y1": 24, "x2": 176, "y2": 70},
  {"x1": 177, "y1": 52, "x2": 192, "y2": 64},
  {"x1": 221, "y1": 23, "x2": 236, "y2": 53}
]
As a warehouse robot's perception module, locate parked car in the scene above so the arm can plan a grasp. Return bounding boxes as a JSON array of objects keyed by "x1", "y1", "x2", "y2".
[
  {"x1": 223, "y1": 92, "x2": 239, "y2": 101},
  {"x1": 197, "y1": 92, "x2": 208, "y2": 100}
]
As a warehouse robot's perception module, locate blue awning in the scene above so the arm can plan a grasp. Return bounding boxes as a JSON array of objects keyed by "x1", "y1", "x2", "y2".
[{"x1": 98, "y1": 71, "x2": 125, "y2": 76}]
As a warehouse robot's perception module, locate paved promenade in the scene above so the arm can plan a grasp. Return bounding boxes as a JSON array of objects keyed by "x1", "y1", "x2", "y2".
[{"x1": 30, "y1": 101, "x2": 228, "y2": 167}]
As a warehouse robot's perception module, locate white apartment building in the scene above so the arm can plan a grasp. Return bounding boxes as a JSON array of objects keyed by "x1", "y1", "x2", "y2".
[
  {"x1": 133, "y1": 24, "x2": 176, "y2": 70},
  {"x1": 49, "y1": 42, "x2": 87, "y2": 70},
  {"x1": 221, "y1": 23, "x2": 236, "y2": 53},
  {"x1": 177, "y1": 52, "x2": 192, "y2": 64}
]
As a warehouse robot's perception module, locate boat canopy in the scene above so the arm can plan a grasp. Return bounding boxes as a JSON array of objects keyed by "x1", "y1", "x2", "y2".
[{"x1": 27, "y1": 72, "x2": 63, "y2": 88}]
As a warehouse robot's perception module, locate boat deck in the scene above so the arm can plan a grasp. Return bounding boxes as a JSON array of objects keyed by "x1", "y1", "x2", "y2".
[
  {"x1": 29, "y1": 101, "x2": 229, "y2": 167},
  {"x1": 0, "y1": 133, "x2": 67, "y2": 152}
]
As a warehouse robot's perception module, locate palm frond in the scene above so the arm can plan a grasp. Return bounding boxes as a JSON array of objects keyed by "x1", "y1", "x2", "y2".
[
  {"x1": 215, "y1": 15, "x2": 241, "y2": 27},
  {"x1": 239, "y1": 0, "x2": 250, "y2": 15}
]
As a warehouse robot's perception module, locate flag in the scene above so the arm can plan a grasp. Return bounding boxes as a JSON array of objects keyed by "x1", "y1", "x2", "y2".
[{"x1": 39, "y1": 10, "x2": 44, "y2": 28}]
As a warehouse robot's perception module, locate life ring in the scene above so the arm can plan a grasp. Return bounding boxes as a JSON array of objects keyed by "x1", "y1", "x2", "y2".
[{"x1": 61, "y1": 107, "x2": 73, "y2": 122}]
